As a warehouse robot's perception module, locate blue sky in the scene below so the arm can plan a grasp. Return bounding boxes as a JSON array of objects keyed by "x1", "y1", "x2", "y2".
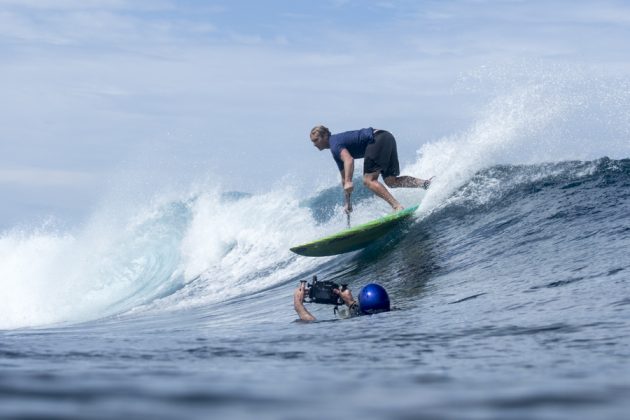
[{"x1": 1, "y1": 0, "x2": 630, "y2": 228}]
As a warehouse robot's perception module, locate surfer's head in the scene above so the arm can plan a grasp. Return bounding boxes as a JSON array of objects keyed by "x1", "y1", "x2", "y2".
[
  {"x1": 358, "y1": 283, "x2": 390, "y2": 314},
  {"x1": 310, "y1": 125, "x2": 331, "y2": 150}
]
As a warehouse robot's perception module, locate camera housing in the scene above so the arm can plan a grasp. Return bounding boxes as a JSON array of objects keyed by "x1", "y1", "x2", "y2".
[{"x1": 303, "y1": 275, "x2": 345, "y2": 305}]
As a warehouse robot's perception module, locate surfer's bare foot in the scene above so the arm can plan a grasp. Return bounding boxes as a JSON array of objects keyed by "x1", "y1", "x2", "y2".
[{"x1": 393, "y1": 204, "x2": 404, "y2": 212}]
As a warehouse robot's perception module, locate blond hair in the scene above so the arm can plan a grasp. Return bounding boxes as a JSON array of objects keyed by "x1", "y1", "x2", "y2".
[{"x1": 310, "y1": 125, "x2": 331, "y2": 140}]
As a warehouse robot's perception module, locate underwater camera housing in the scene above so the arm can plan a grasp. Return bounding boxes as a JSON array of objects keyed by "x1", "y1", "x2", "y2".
[{"x1": 302, "y1": 275, "x2": 345, "y2": 305}]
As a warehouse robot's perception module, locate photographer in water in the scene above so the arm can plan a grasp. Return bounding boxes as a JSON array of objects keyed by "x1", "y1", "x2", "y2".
[{"x1": 294, "y1": 276, "x2": 390, "y2": 321}]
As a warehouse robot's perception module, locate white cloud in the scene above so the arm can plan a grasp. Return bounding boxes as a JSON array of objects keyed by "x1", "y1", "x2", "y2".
[
  {"x1": 228, "y1": 32, "x2": 264, "y2": 45},
  {"x1": 0, "y1": 1, "x2": 218, "y2": 48},
  {"x1": 0, "y1": 168, "x2": 95, "y2": 187},
  {"x1": 571, "y1": 4, "x2": 630, "y2": 24}
]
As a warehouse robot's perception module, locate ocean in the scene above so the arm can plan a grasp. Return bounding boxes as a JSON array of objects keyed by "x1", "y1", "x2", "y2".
[
  {"x1": 1, "y1": 156, "x2": 628, "y2": 419},
  {"x1": 1, "y1": 83, "x2": 630, "y2": 419}
]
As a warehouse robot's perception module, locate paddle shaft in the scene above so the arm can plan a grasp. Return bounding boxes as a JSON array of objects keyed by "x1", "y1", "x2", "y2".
[{"x1": 344, "y1": 189, "x2": 352, "y2": 228}]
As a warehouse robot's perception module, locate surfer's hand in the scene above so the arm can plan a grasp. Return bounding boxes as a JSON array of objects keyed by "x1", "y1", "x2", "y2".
[
  {"x1": 422, "y1": 176, "x2": 435, "y2": 190},
  {"x1": 334, "y1": 288, "x2": 355, "y2": 307},
  {"x1": 343, "y1": 180, "x2": 354, "y2": 195},
  {"x1": 343, "y1": 181, "x2": 353, "y2": 214}
]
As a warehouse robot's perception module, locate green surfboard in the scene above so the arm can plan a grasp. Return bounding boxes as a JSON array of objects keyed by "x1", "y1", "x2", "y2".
[{"x1": 290, "y1": 205, "x2": 419, "y2": 257}]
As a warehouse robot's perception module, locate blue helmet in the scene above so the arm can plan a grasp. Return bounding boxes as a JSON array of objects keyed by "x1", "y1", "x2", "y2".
[{"x1": 358, "y1": 283, "x2": 390, "y2": 314}]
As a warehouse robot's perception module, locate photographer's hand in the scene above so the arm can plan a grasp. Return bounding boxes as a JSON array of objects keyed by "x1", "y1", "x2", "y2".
[
  {"x1": 294, "y1": 283, "x2": 316, "y2": 322},
  {"x1": 334, "y1": 288, "x2": 356, "y2": 307}
]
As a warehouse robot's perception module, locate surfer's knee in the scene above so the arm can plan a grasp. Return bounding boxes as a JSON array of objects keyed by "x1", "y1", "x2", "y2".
[{"x1": 362, "y1": 173, "x2": 377, "y2": 188}]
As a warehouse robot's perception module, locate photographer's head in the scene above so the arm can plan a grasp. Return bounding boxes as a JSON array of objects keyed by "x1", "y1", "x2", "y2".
[{"x1": 357, "y1": 283, "x2": 390, "y2": 314}]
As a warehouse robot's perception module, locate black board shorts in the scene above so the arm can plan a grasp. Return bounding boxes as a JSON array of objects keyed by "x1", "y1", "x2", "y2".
[{"x1": 363, "y1": 130, "x2": 400, "y2": 178}]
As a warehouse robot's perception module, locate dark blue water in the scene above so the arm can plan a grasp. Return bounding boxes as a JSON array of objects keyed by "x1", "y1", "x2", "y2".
[{"x1": 1, "y1": 158, "x2": 629, "y2": 419}]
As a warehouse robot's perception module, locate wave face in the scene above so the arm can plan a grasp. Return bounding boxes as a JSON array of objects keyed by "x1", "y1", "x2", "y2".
[
  {"x1": 1, "y1": 156, "x2": 627, "y2": 330},
  {"x1": 373, "y1": 157, "x2": 629, "y2": 292}
]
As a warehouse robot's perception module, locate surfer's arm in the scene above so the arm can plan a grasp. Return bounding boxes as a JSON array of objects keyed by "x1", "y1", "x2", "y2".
[
  {"x1": 339, "y1": 149, "x2": 354, "y2": 190},
  {"x1": 339, "y1": 149, "x2": 354, "y2": 213},
  {"x1": 294, "y1": 283, "x2": 316, "y2": 321}
]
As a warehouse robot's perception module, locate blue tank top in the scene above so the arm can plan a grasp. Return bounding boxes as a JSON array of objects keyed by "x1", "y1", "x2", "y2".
[{"x1": 329, "y1": 128, "x2": 374, "y2": 171}]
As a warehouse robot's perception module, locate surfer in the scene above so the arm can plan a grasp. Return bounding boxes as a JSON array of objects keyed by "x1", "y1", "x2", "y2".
[
  {"x1": 294, "y1": 282, "x2": 390, "y2": 322},
  {"x1": 310, "y1": 126, "x2": 432, "y2": 213}
]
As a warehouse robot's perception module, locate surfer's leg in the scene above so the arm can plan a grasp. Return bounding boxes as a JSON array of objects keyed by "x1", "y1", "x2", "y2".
[
  {"x1": 363, "y1": 172, "x2": 403, "y2": 211},
  {"x1": 384, "y1": 176, "x2": 423, "y2": 188},
  {"x1": 384, "y1": 175, "x2": 432, "y2": 189},
  {"x1": 369, "y1": 131, "x2": 431, "y2": 189}
]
